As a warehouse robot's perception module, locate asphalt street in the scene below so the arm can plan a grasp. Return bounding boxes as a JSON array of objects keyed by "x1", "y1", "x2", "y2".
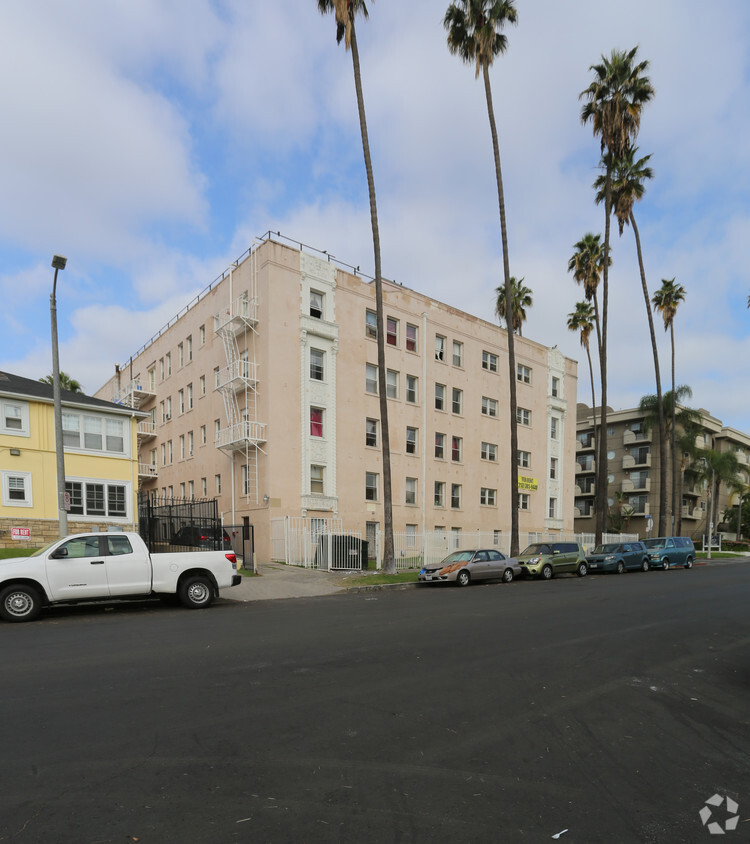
[{"x1": 1, "y1": 561, "x2": 749, "y2": 843}]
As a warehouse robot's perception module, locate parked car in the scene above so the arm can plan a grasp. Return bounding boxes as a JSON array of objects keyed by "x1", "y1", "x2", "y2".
[
  {"x1": 419, "y1": 549, "x2": 522, "y2": 587},
  {"x1": 586, "y1": 541, "x2": 650, "y2": 574},
  {"x1": 0, "y1": 532, "x2": 241, "y2": 623},
  {"x1": 171, "y1": 525, "x2": 232, "y2": 551},
  {"x1": 642, "y1": 537, "x2": 695, "y2": 570},
  {"x1": 517, "y1": 541, "x2": 588, "y2": 579}
]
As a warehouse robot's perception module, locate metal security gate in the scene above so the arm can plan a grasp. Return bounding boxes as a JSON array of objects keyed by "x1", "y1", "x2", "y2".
[
  {"x1": 138, "y1": 494, "x2": 222, "y2": 553},
  {"x1": 270, "y1": 517, "x2": 365, "y2": 570}
]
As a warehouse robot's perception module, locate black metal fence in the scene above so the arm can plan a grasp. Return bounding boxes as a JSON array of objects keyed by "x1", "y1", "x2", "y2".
[{"x1": 138, "y1": 494, "x2": 223, "y2": 552}]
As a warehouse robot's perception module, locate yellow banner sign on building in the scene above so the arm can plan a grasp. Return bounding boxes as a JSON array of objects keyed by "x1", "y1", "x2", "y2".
[{"x1": 518, "y1": 475, "x2": 538, "y2": 491}]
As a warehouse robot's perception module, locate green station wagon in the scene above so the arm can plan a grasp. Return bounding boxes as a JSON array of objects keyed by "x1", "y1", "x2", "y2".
[
  {"x1": 517, "y1": 541, "x2": 588, "y2": 579},
  {"x1": 642, "y1": 537, "x2": 695, "y2": 570}
]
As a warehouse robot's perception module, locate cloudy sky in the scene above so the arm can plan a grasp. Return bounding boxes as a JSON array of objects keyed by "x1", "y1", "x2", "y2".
[{"x1": 1, "y1": 0, "x2": 749, "y2": 430}]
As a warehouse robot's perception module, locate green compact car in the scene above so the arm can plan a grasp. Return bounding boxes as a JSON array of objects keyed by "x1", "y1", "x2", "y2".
[
  {"x1": 642, "y1": 537, "x2": 695, "y2": 570},
  {"x1": 517, "y1": 541, "x2": 588, "y2": 579}
]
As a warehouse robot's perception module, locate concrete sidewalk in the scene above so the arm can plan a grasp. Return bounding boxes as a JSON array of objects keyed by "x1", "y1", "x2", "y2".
[{"x1": 219, "y1": 562, "x2": 354, "y2": 602}]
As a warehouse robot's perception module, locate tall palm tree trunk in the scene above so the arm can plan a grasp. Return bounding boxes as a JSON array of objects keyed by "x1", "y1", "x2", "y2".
[
  {"x1": 350, "y1": 25, "x2": 394, "y2": 572},
  {"x1": 670, "y1": 322, "x2": 677, "y2": 534},
  {"x1": 597, "y1": 171, "x2": 612, "y2": 544},
  {"x1": 630, "y1": 212, "x2": 667, "y2": 535},
  {"x1": 483, "y1": 63, "x2": 519, "y2": 556}
]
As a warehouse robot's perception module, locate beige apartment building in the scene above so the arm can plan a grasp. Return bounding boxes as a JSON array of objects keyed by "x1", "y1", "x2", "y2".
[
  {"x1": 575, "y1": 403, "x2": 750, "y2": 539},
  {"x1": 96, "y1": 235, "x2": 578, "y2": 562}
]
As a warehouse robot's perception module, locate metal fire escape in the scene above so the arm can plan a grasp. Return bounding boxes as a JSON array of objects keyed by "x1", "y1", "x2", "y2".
[{"x1": 213, "y1": 248, "x2": 267, "y2": 504}]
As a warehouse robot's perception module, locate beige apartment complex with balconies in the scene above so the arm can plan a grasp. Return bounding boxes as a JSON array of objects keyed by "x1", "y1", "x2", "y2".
[
  {"x1": 96, "y1": 235, "x2": 578, "y2": 562},
  {"x1": 575, "y1": 403, "x2": 750, "y2": 539}
]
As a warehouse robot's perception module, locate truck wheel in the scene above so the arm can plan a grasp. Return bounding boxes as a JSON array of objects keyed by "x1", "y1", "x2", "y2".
[
  {"x1": 0, "y1": 584, "x2": 42, "y2": 623},
  {"x1": 178, "y1": 576, "x2": 214, "y2": 609}
]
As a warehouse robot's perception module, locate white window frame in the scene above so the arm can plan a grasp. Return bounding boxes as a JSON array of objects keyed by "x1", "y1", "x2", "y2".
[
  {"x1": 482, "y1": 351, "x2": 498, "y2": 372},
  {"x1": 1, "y1": 471, "x2": 32, "y2": 507},
  {"x1": 0, "y1": 399, "x2": 30, "y2": 437},
  {"x1": 482, "y1": 396, "x2": 498, "y2": 417},
  {"x1": 64, "y1": 477, "x2": 130, "y2": 520}
]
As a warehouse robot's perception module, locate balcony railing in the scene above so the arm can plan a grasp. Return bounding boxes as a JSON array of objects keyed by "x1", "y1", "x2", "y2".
[
  {"x1": 576, "y1": 437, "x2": 595, "y2": 452},
  {"x1": 622, "y1": 477, "x2": 651, "y2": 493},
  {"x1": 216, "y1": 420, "x2": 267, "y2": 450},
  {"x1": 623, "y1": 429, "x2": 651, "y2": 445},
  {"x1": 623, "y1": 454, "x2": 651, "y2": 469},
  {"x1": 214, "y1": 293, "x2": 258, "y2": 335},
  {"x1": 576, "y1": 461, "x2": 596, "y2": 474},
  {"x1": 138, "y1": 463, "x2": 158, "y2": 478},
  {"x1": 215, "y1": 360, "x2": 259, "y2": 392},
  {"x1": 113, "y1": 378, "x2": 156, "y2": 409},
  {"x1": 137, "y1": 421, "x2": 156, "y2": 439}
]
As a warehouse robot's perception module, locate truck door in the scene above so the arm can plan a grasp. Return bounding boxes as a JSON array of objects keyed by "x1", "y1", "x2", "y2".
[
  {"x1": 104, "y1": 535, "x2": 152, "y2": 596},
  {"x1": 45, "y1": 535, "x2": 110, "y2": 601}
]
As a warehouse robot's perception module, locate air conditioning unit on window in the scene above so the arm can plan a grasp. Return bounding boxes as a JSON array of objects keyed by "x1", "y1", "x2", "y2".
[{"x1": 164, "y1": 414, "x2": 171, "y2": 421}]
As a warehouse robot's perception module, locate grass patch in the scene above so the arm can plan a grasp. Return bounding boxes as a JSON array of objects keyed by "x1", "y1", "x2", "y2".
[
  {"x1": 340, "y1": 570, "x2": 419, "y2": 586},
  {"x1": 0, "y1": 547, "x2": 38, "y2": 559},
  {"x1": 696, "y1": 552, "x2": 749, "y2": 560}
]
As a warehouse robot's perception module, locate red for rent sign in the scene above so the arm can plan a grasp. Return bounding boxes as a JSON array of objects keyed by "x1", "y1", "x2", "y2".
[{"x1": 11, "y1": 527, "x2": 31, "y2": 541}]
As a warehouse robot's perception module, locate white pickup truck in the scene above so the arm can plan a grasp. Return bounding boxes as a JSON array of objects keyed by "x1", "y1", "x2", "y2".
[{"x1": 0, "y1": 531, "x2": 242, "y2": 622}]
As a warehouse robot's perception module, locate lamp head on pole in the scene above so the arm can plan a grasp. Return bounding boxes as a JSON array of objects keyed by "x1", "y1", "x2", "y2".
[{"x1": 51, "y1": 255, "x2": 67, "y2": 271}]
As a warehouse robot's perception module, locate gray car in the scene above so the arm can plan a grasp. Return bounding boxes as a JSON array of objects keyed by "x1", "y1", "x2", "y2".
[{"x1": 419, "y1": 549, "x2": 522, "y2": 587}]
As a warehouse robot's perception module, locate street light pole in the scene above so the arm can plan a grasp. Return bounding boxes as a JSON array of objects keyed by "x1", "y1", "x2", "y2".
[{"x1": 50, "y1": 254, "x2": 68, "y2": 537}]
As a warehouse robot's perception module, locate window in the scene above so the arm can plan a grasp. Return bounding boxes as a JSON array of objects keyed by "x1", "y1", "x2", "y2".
[
  {"x1": 551, "y1": 376, "x2": 560, "y2": 397},
  {"x1": 451, "y1": 527, "x2": 461, "y2": 548},
  {"x1": 178, "y1": 389, "x2": 185, "y2": 414},
  {"x1": 550, "y1": 417, "x2": 559, "y2": 439},
  {"x1": 187, "y1": 336, "x2": 192, "y2": 361},
  {"x1": 188, "y1": 481, "x2": 195, "y2": 499},
  {"x1": 452, "y1": 388, "x2": 462, "y2": 415},
  {"x1": 2, "y1": 472, "x2": 32, "y2": 507},
  {"x1": 310, "y1": 407, "x2": 324, "y2": 437},
  {"x1": 482, "y1": 351, "x2": 498, "y2": 372},
  {"x1": 200, "y1": 375, "x2": 206, "y2": 396},
  {"x1": 166, "y1": 352, "x2": 172, "y2": 375},
  {"x1": 365, "y1": 310, "x2": 377, "y2": 338},
  {"x1": 61, "y1": 412, "x2": 125, "y2": 454},
  {"x1": 214, "y1": 419, "x2": 221, "y2": 440},
  {"x1": 148, "y1": 367, "x2": 156, "y2": 390},
  {"x1": 187, "y1": 384, "x2": 193, "y2": 410},
  {"x1": 452, "y1": 340, "x2": 463, "y2": 367},
  {"x1": 179, "y1": 482, "x2": 186, "y2": 499},
  {"x1": 310, "y1": 290, "x2": 324, "y2": 319},
  {"x1": 366, "y1": 418, "x2": 378, "y2": 448},
  {"x1": 575, "y1": 497, "x2": 593, "y2": 516},
  {"x1": 178, "y1": 342, "x2": 184, "y2": 367},
  {"x1": 366, "y1": 363, "x2": 378, "y2": 394},
  {"x1": 161, "y1": 443, "x2": 166, "y2": 466},
  {"x1": 365, "y1": 472, "x2": 379, "y2": 501},
  {"x1": 406, "y1": 524, "x2": 417, "y2": 547},
  {"x1": 519, "y1": 493, "x2": 530, "y2": 510},
  {"x1": 405, "y1": 477, "x2": 417, "y2": 505},
  {"x1": 451, "y1": 436, "x2": 462, "y2": 462},
  {"x1": 435, "y1": 383, "x2": 446, "y2": 411},
  {"x1": 215, "y1": 474, "x2": 221, "y2": 494},
  {"x1": 434, "y1": 481, "x2": 445, "y2": 507},
  {"x1": 481, "y1": 442, "x2": 497, "y2": 462},
  {"x1": 167, "y1": 440, "x2": 173, "y2": 464},
  {"x1": 518, "y1": 450, "x2": 531, "y2": 468},
  {"x1": 311, "y1": 465, "x2": 324, "y2": 495},
  {"x1": 548, "y1": 498, "x2": 557, "y2": 519},
  {"x1": 517, "y1": 407, "x2": 531, "y2": 426},
  {"x1": 159, "y1": 358, "x2": 165, "y2": 380},
  {"x1": 188, "y1": 431, "x2": 194, "y2": 457},
  {"x1": 64, "y1": 480, "x2": 127, "y2": 518},
  {"x1": 406, "y1": 323, "x2": 418, "y2": 352},
  {"x1": 200, "y1": 425, "x2": 206, "y2": 445},
  {"x1": 435, "y1": 335, "x2": 446, "y2": 362},
  {"x1": 550, "y1": 457, "x2": 558, "y2": 479},
  {"x1": 406, "y1": 427, "x2": 417, "y2": 455},
  {"x1": 387, "y1": 370, "x2": 399, "y2": 399},
  {"x1": 200, "y1": 324, "x2": 206, "y2": 345},
  {"x1": 517, "y1": 364, "x2": 531, "y2": 384},
  {"x1": 386, "y1": 317, "x2": 398, "y2": 346},
  {"x1": 481, "y1": 488, "x2": 496, "y2": 506},
  {"x1": 310, "y1": 349, "x2": 324, "y2": 381},
  {"x1": 435, "y1": 432, "x2": 445, "y2": 459},
  {"x1": 179, "y1": 435, "x2": 185, "y2": 459},
  {"x1": 451, "y1": 484, "x2": 462, "y2": 509},
  {"x1": 201, "y1": 477, "x2": 207, "y2": 496},
  {"x1": 482, "y1": 396, "x2": 498, "y2": 417},
  {"x1": 406, "y1": 375, "x2": 418, "y2": 404}
]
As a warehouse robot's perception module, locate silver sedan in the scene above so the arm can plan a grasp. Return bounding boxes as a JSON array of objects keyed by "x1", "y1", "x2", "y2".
[{"x1": 418, "y1": 548, "x2": 522, "y2": 587}]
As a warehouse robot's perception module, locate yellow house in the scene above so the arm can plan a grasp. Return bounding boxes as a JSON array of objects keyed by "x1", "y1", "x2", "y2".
[{"x1": 0, "y1": 371, "x2": 146, "y2": 549}]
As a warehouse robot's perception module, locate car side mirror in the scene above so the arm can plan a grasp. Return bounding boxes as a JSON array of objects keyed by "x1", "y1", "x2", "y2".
[{"x1": 51, "y1": 547, "x2": 68, "y2": 559}]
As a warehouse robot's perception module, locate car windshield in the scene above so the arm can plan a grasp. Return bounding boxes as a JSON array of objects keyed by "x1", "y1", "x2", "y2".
[
  {"x1": 520, "y1": 544, "x2": 551, "y2": 556},
  {"x1": 30, "y1": 539, "x2": 63, "y2": 558},
  {"x1": 643, "y1": 539, "x2": 666, "y2": 549},
  {"x1": 593, "y1": 544, "x2": 620, "y2": 553},
  {"x1": 441, "y1": 551, "x2": 474, "y2": 563}
]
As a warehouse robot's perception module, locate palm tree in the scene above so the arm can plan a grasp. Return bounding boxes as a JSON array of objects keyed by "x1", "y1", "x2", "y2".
[
  {"x1": 40, "y1": 372, "x2": 83, "y2": 393},
  {"x1": 318, "y1": 0, "x2": 395, "y2": 572},
  {"x1": 653, "y1": 277, "x2": 686, "y2": 537},
  {"x1": 692, "y1": 448, "x2": 740, "y2": 559},
  {"x1": 445, "y1": 0, "x2": 520, "y2": 554},
  {"x1": 675, "y1": 412, "x2": 703, "y2": 535},
  {"x1": 726, "y1": 478, "x2": 750, "y2": 541},
  {"x1": 567, "y1": 233, "x2": 609, "y2": 435},
  {"x1": 595, "y1": 145, "x2": 667, "y2": 533},
  {"x1": 495, "y1": 276, "x2": 532, "y2": 335},
  {"x1": 567, "y1": 301, "x2": 597, "y2": 433},
  {"x1": 580, "y1": 46, "x2": 654, "y2": 543}
]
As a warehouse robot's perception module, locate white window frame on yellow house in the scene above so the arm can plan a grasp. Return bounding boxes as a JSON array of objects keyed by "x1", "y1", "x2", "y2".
[
  {"x1": 2, "y1": 471, "x2": 33, "y2": 507},
  {"x1": 1, "y1": 398, "x2": 30, "y2": 436}
]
